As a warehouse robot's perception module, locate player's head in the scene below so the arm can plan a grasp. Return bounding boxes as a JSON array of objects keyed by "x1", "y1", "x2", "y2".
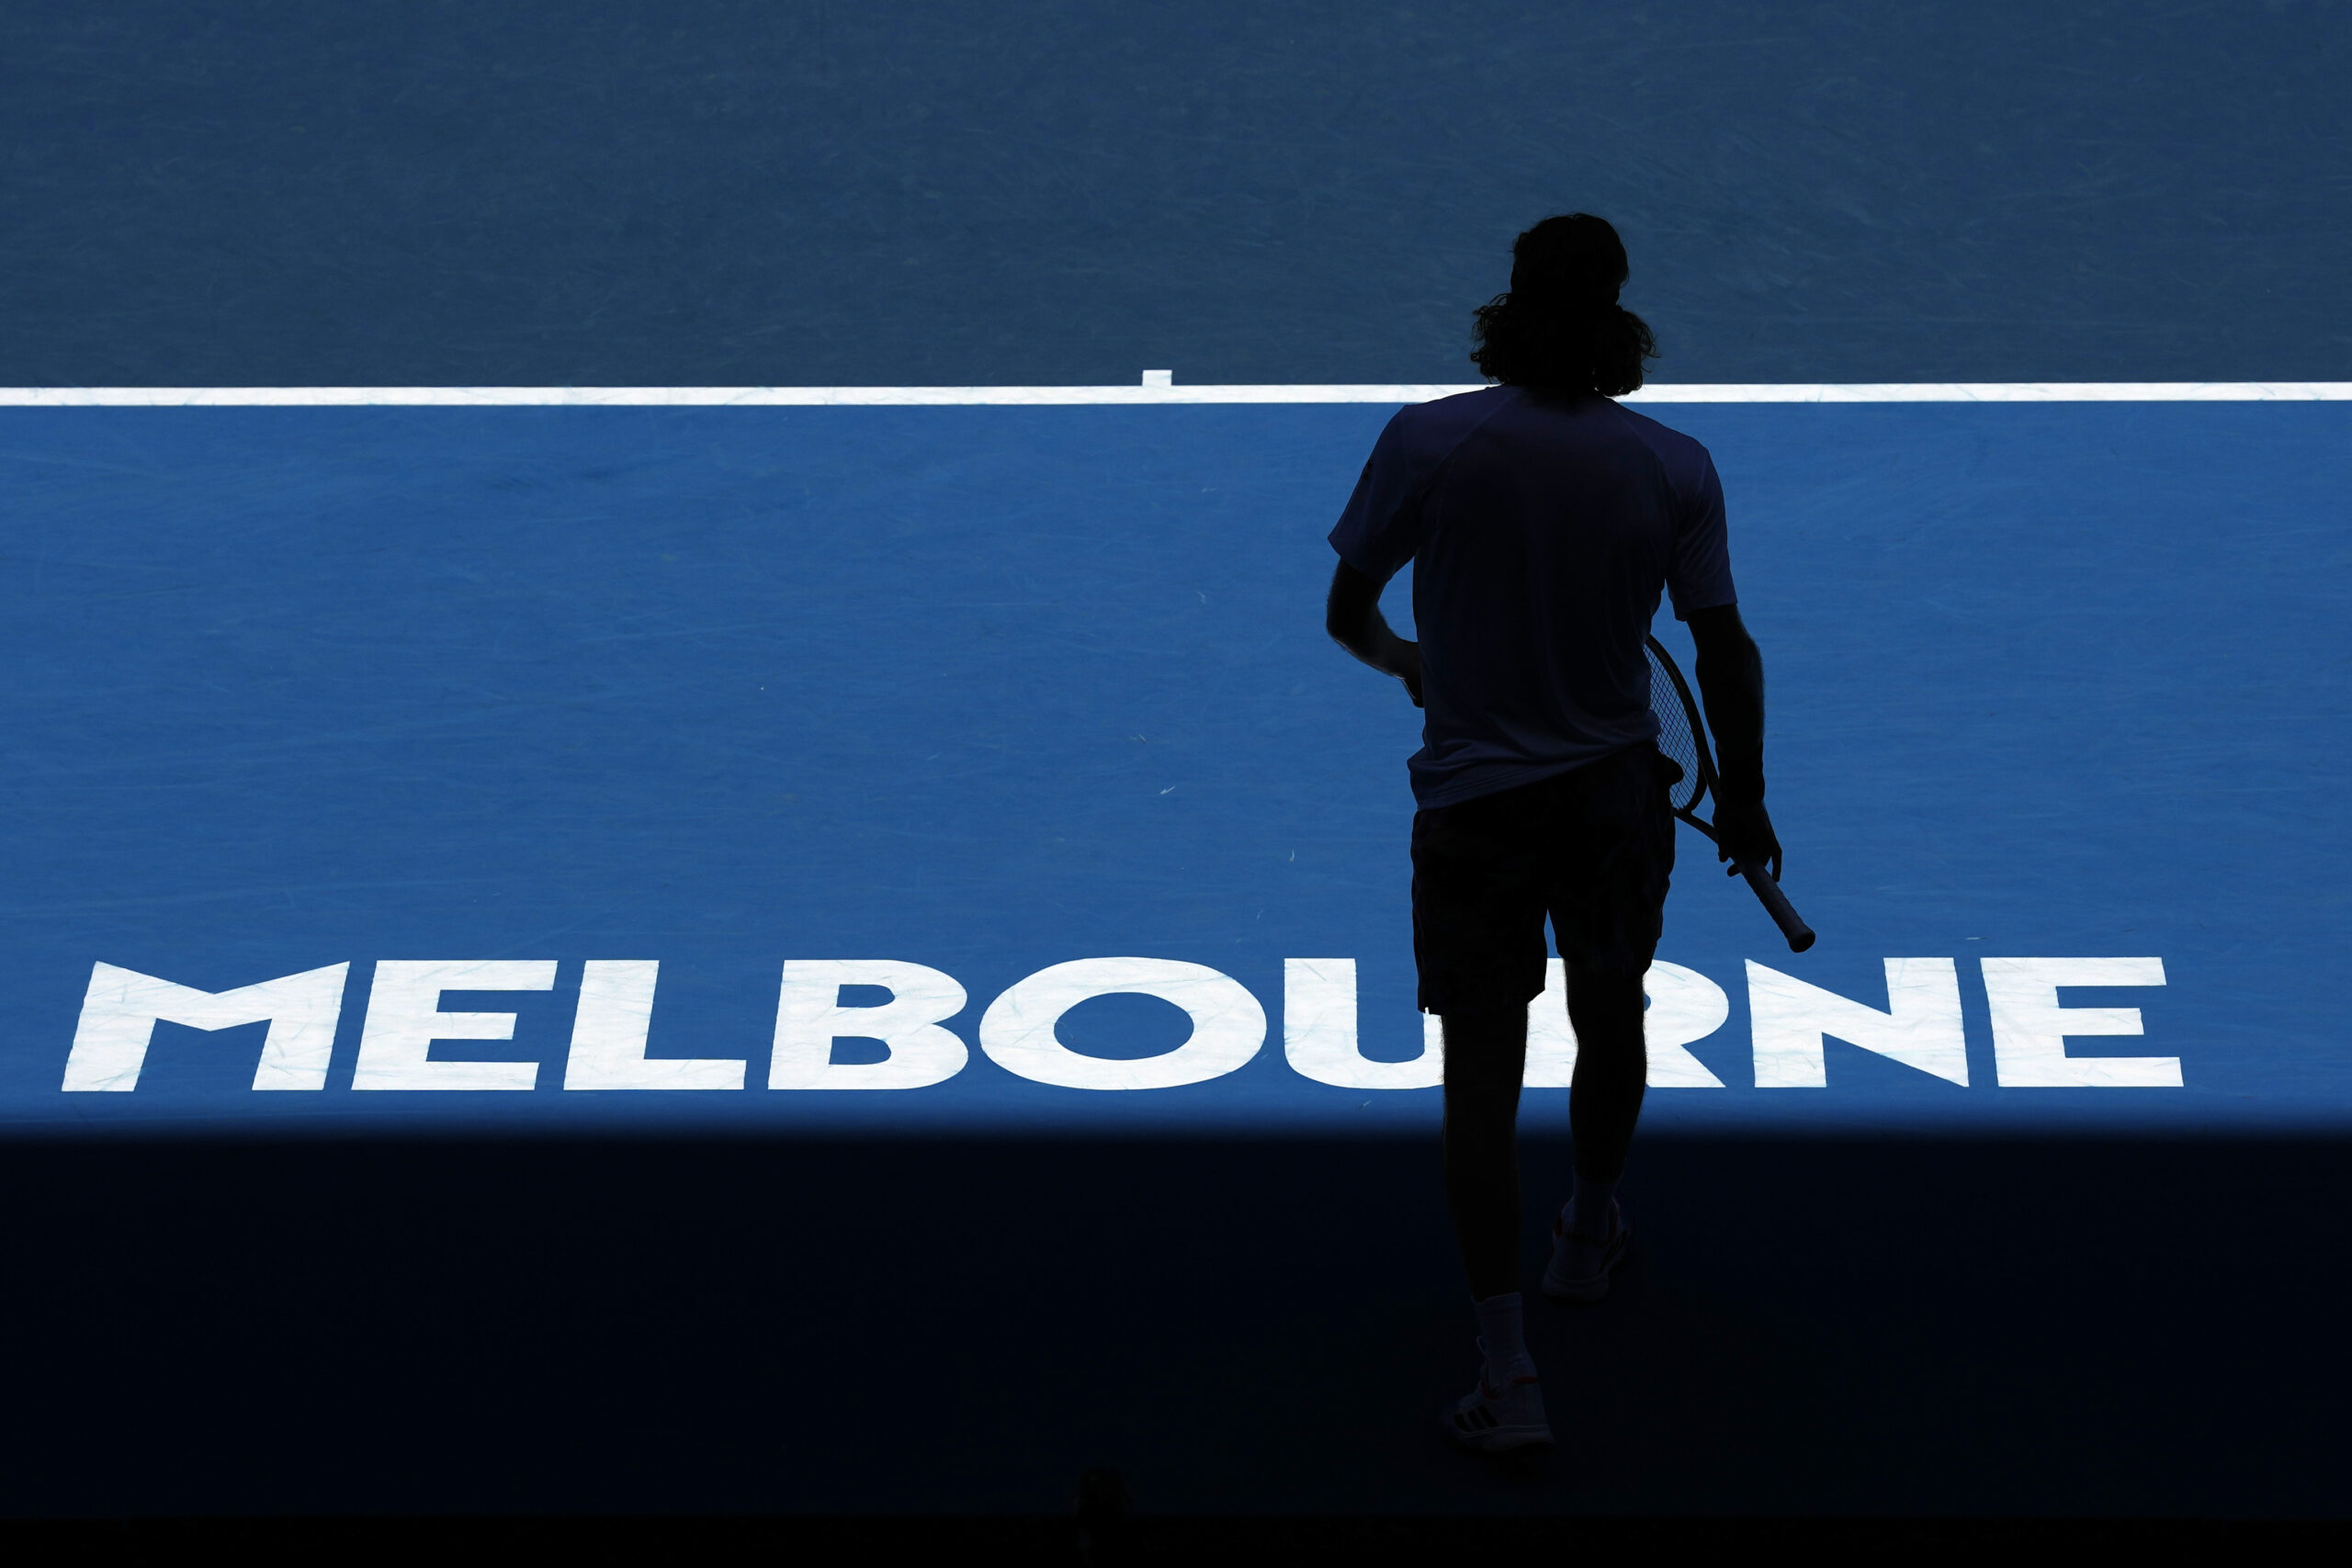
[{"x1": 1470, "y1": 214, "x2": 1657, "y2": 397}]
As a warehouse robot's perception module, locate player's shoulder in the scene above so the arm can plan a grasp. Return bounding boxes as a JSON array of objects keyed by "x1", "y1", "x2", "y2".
[
  {"x1": 1600, "y1": 401, "x2": 1719, "y2": 501},
  {"x1": 1605, "y1": 400, "x2": 1713, "y2": 468},
  {"x1": 1375, "y1": 385, "x2": 1515, "y2": 466},
  {"x1": 1388, "y1": 384, "x2": 1513, "y2": 437}
]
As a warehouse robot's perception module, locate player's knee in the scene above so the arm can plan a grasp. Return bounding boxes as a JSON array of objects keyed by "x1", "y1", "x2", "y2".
[{"x1": 1565, "y1": 962, "x2": 1643, "y2": 1013}]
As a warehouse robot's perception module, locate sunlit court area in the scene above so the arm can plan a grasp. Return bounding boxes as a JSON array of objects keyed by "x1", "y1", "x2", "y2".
[{"x1": 3, "y1": 2, "x2": 2348, "y2": 1553}]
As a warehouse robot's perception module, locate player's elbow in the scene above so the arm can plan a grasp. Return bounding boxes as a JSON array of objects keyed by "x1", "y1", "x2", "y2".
[
  {"x1": 1325, "y1": 563, "x2": 1376, "y2": 646},
  {"x1": 1687, "y1": 603, "x2": 1756, "y2": 667}
]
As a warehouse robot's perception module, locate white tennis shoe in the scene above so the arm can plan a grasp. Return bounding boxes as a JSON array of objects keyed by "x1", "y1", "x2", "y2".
[
  {"x1": 1542, "y1": 1196, "x2": 1630, "y2": 1303},
  {"x1": 1440, "y1": 1341, "x2": 1553, "y2": 1453}
]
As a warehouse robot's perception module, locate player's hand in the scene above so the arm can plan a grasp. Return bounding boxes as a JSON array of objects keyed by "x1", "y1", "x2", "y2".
[
  {"x1": 1386, "y1": 637, "x2": 1424, "y2": 707},
  {"x1": 1714, "y1": 798, "x2": 1781, "y2": 882}
]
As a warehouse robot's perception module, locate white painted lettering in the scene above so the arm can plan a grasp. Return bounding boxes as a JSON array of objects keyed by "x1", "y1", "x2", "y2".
[
  {"x1": 1283, "y1": 958, "x2": 1441, "y2": 1089},
  {"x1": 1395, "y1": 962, "x2": 1733, "y2": 1089},
  {"x1": 768, "y1": 960, "x2": 969, "y2": 1089},
  {"x1": 563, "y1": 960, "x2": 746, "y2": 1090},
  {"x1": 351, "y1": 961, "x2": 558, "y2": 1090},
  {"x1": 62, "y1": 962, "x2": 350, "y2": 1092},
  {"x1": 1747, "y1": 958, "x2": 1968, "y2": 1087},
  {"x1": 1520, "y1": 960, "x2": 1728, "y2": 1088},
  {"x1": 982, "y1": 958, "x2": 1264, "y2": 1089},
  {"x1": 1982, "y1": 957, "x2": 2177, "y2": 1087},
  {"x1": 1640, "y1": 963, "x2": 1733, "y2": 1088}
]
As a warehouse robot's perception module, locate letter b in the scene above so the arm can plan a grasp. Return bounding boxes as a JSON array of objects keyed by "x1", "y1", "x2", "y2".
[{"x1": 768, "y1": 961, "x2": 970, "y2": 1089}]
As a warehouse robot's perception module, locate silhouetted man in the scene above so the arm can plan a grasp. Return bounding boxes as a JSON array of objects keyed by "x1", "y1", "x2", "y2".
[{"x1": 1326, "y1": 214, "x2": 1779, "y2": 1451}]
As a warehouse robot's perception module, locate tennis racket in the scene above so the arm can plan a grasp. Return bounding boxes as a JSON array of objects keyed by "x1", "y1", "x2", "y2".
[{"x1": 1645, "y1": 634, "x2": 1815, "y2": 953}]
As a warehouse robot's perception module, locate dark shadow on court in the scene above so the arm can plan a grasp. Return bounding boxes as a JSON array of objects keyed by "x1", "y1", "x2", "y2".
[{"x1": 1, "y1": 1132, "x2": 2343, "y2": 1517}]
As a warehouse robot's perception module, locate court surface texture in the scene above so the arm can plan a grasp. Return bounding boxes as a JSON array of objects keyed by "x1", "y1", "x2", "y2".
[{"x1": 4, "y1": 0, "x2": 2349, "y2": 1525}]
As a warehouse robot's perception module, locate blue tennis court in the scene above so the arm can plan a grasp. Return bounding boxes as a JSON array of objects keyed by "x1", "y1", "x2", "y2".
[
  {"x1": 5, "y1": 0, "x2": 2350, "y2": 1530},
  {"x1": 10, "y1": 397, "x2": 2344, "y2": 1134}
]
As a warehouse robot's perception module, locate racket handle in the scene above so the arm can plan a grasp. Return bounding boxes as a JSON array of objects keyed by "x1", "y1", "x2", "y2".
[{"x1": 1736, "y1": 860, "x2": 1816, "y2": 953}]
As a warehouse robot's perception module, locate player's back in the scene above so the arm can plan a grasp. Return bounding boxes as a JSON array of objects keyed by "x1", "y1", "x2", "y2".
[{"x1": 1332, "y1": 384, "x2": 1731, "y2": 808}]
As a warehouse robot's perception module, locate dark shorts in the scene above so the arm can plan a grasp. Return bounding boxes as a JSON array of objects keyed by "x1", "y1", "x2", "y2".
[{"x1": 1410, "y1": 742, "x2": 1679, "y2": 1014}]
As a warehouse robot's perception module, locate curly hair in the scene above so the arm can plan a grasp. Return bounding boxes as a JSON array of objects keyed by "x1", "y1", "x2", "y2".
[{"x1": 1470, "y1": 213, "x2": 1657, "y2": 397}]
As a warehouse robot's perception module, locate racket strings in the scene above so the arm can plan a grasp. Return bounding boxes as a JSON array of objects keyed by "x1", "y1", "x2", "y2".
[{"x1": 1645, "y1": 644, "x2": 1707, "y2": 814}]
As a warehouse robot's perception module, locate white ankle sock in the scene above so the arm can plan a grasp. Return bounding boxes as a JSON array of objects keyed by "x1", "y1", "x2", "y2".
[
  {"x1": 1473, "y1": 1292, "x2": 1534, "y2": 1383},
  {"x1": 1566, "y1": 1174, "x2": 1619, "y2": 1238}
]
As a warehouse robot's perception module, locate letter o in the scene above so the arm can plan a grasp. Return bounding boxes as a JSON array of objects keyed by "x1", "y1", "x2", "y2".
[{"x1": 979, "y1": 958, "x2": 1266, "y2": 1089}]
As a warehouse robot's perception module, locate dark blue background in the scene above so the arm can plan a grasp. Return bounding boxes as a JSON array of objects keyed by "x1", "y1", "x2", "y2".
[{"x1": 3, "y1": 1, "x2": 2347, "y2": 387}]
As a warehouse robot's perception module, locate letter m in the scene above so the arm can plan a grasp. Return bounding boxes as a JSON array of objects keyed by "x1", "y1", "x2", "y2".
[{"x1": 63, "y1": 962, "x2": 351, "y2": 1092}]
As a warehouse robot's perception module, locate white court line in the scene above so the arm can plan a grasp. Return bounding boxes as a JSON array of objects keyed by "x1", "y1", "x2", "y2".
[{"x1": 0, "y1": 382, "x2": 2346, "y2": 406}]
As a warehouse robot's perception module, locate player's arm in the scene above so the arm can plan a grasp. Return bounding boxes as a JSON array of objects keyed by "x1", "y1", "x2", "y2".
[
  {"x1": 1687, "y1": 603, "x2": 1782, "y2": 878},
  {"x1": 1325, "y1": 560, "x2": 1423, "y2": 706}
]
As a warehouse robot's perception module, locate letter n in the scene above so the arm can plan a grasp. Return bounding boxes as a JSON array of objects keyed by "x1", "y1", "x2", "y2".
[
  {"x1": 62, "y1": 962, "x2": 351, "y2": 1091},
  {"x1": 1747, "y1": 958, "x2": 1968, "y2": 1088}
]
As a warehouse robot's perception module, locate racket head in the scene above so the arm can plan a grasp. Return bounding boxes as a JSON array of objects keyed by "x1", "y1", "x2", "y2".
[{"x1": 1644, "y1": 635, "x2": 1713, "y2": 817}]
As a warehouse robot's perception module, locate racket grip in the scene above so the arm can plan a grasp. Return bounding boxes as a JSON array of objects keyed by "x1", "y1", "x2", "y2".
[{"x1": 1736, "y1": 860, "x2": 1816, "y2": 953}]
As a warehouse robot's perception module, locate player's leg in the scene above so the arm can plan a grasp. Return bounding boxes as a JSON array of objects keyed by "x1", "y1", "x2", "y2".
[
  {"x1": 1541, "y1": 963, "x2": 1643, "y2": 1300},
  {"x1": 1566, "y1": 962, "x2": 1645, "y2": 1193},
  {"x1": 1542, "y1": 743, "x2": 1675, "y2": 1303},
  {"x1": 1437, "y1": 1002, "x2": 1549, "y2": 1450},
  {"x1": 1440, "y1": 1003, "x2": 1529, "y2": 1301},
  {"x1": 1415, "y1": 786, "x2": 1555, "y2": 1450}
]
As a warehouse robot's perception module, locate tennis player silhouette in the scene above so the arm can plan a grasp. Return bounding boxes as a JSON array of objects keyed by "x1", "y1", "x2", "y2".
[{"x1": 1325, "y1": 214, "x2": 1780, "y2": 1452}]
